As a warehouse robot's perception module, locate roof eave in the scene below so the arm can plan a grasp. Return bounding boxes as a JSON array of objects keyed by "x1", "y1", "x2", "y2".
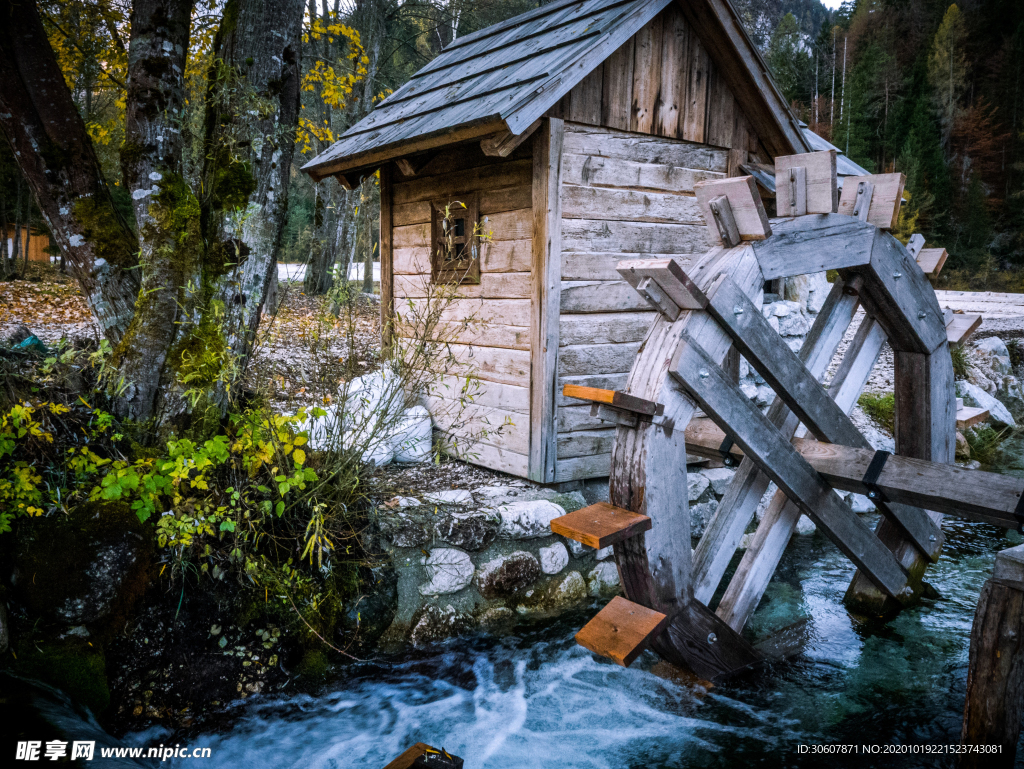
[{"x1": 301, "y1": 116, "x2": 508, "y2": 182}]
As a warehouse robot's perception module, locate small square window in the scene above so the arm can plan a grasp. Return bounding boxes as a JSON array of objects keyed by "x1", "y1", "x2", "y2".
[{"x1": 431, "y1": 196, "x2": 481, "y2": 285}]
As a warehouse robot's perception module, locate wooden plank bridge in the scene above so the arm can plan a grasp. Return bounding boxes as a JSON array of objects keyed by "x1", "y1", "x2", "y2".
[{"x1": 551, "y1": 154, "x2": 1024, "y2": 765}]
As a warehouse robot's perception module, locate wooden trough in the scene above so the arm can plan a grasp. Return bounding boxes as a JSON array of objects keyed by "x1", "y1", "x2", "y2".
[{"x1": 554, "y1": 159, "x2": 1023, "y2": 764}]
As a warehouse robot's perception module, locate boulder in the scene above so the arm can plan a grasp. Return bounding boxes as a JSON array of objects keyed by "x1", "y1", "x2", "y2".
[
  {"x1": 475, "y1": 551, "x2": 540, "y2": 599},
  {"x1": 478, "y1": 606, "x2": 515, "y2": 629},
  {"x1": 689, "y1": 501, "x2": 718, "y2": 538},
  {"x1": 419, "y1": 549, "x2": 474, "y2": 595},
  {"x1": 409, "y1": 605, "x2": 472, "y2": 647},
  {"x1": 847, "y1": 493, "x2": 876, "y2": 513},
  {"x1": 550, "y1": 571, "x2": 587, "y2": 605},
  {"x1": 11, "y1": 501, "x2": 152, "y2": 626},
  {"x1": 596, "y1": 545, "x2": 614, "y2": 561},
  {"x1": 423, "y1": 490, "x2": 474, "y2": 506},
  {"x1": 795, "y1": 515, "x2": 816, "y2": 535},
  {"x1": 700, "y1": 467, "x2": 737, "y2": 498},
  {"x1": 778, "y1": 313, "x2": 811, "y2": 338},
  {"x1": 587, "y1": 562, "x2": 620, "y2": 597},
  {"x1": 564, "y1": 537, "x2": 587, "y2": 557},
  {"x1": 336, "y1": 564, "x2": 397, "y2": 650},
  {"x1": 539, "y1": 542, "x2": 569, "y2": 575},
  {"x1": 496, "y1": 500, "x2": 565, "y2": 539},
  {"x1": 376, "y1": 511, "x2": 429, "y2": 548},
  {"x1": 958, "y1": 380, "x2": 1016, "y2": 428},
  {"x1": 687, "y1": 474, "x2": 711, "y2": 503},
  {"x1": 976, "y1": 337, "x2": 1012, "y2": 375},
  {"x1": 550, "y1": 491, "x2": 587, "y2": 513},
  {"x1": 433, "y1": 510, "x2": 500, "y2": 551}
]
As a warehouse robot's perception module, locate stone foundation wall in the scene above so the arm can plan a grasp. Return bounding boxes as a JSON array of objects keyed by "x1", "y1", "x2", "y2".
[{"x1": 372, "y1": 486, "x2": 619, "y2": 646}]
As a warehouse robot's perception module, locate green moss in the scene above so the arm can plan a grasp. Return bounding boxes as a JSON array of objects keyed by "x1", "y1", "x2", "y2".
[
  {"x1": 296, "y1": 649, "x2": 329, "y2": 680},
  {"x1": 11, "y1": 640, "x2": 110, "y2": 716},
  {"x1": 212, "y1": 160, "x2": 256, "y2": 213},
  {"x1": 72, "y1": 197, "x2": 138, "y2": 269},
  {"x1": 151, "y1": 173, "x2": 202, "y2": 237},
  {"x1": 172, "y1": 322, "x2": 229, "y2": 390},
  {"x1": 858, "y1": 392, "x2": 895, "y2": 434}
]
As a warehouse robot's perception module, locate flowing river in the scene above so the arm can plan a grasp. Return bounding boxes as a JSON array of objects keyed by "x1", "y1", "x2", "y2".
[{"x1": 107, "y1": 515, "x2": 1022, "y2": 768}]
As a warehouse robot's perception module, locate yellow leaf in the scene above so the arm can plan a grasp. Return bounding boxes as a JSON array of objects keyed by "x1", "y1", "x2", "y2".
[{"x1": 293, "y1": 449, "x2": 306, "y2": 465}]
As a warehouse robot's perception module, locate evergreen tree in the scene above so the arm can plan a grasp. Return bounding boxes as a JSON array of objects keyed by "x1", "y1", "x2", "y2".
[{"x1": 927, "y1": 4, "x2": 969, "y2": 149}]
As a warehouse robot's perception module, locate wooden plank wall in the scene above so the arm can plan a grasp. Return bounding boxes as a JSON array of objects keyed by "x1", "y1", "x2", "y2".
[
  {"x1": 391, "y1": 143, "x2": 534, "y2": 477},
  {"x1": 555, "y1": 121, "x2": 731, "y2": 481},
  {"x1": 548, "y1": 3, "x2": 764, "y2": 174}
]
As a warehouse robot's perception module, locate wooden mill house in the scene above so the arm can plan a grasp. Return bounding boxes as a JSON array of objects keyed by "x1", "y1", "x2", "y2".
[{"x1": 303, "y1": 0, "x2": 814, "y2": 483}]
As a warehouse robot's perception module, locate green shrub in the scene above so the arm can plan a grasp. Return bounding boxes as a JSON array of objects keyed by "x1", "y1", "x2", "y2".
[
  {"x1": 964, "y1": 424, "x2": 1014, "y2": 466},
  {"x1": 950, "y1": 344, "x2": 971, "y2": 380},
  {"x1": 858, "y1": 392, "x2": 895, "y2": 433}
]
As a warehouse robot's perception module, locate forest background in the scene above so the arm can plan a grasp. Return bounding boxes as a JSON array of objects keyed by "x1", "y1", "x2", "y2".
[{"x1": 2, "y1": 0, "x2": 1023, "y2": 293}]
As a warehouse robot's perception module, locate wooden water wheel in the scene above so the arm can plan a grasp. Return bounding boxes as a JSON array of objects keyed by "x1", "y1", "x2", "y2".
[{"x1": 548, "y1": 154, "x2": 1014, "y2": 681}]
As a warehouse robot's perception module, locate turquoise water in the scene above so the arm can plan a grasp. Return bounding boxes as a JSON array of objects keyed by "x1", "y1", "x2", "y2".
[{"x1": 124, "y1": 516, "x2": 1021, "y2": 768}]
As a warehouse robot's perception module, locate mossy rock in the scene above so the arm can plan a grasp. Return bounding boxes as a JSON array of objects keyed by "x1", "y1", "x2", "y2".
[
  {"x1": 12, "y1": 501, "x2": 154, "y2": 626},
  {"x1": 9, "y1": 638, "x2": 110, "y2": 716},
  {"x1": 296, "y1": 649, "x2": 330, "y2": 680}
]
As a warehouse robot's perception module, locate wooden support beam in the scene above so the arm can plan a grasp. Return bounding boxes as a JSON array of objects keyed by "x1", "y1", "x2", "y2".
[
  {"x1": 591, "y1": 402, "x2": 639, "y2": 428},
  {"x1": 703, "y1": 275, "x2": 943, "y2": 562},
  {"x1": 715, "y1": 310, "x2": 886, "y2": 631},
  {"x1": 948, "y1": 313, "x2": 983, "y2": 348},
  {"x1": 775, "y1": 150, "x2": 837, "y2": 215},
  {"x1": 575, "y1": 596, "x2": 670, "y2": 667},
  {"x1": 692, "y1": 278, "x2": 860, "y2": 606},
  {"x1": 394, "y1": 155, "x2": 434, "y2": 177},
  {"x1": 562, "y1": 384, "x2": 663, "y2": 416},
  {"x1": 779, "y1": 166, "x2": 807, "y2": 216},
  {"x1": 851, "y1": 179, "x2": 874, "y2": 222},
  {"x1": 671, "y1": 333, "x2": 914, "y2": 602},
  {"x1": 480, "y1": 119, "x2": 541, "y2": 158},
  {"x1": 528, "y1": 118, "x2": 563, "y2": 483},
  {"x1": 683, "y1": 422, "x2": 1024, "y2": 529},
  {"x1": 637, "y1": 276, "x2": 682, "y2": 320},
  {"x1": 841, "y1": 230, "x2": 948, "y2": 355},
  {"x1": 906, "y1": 233, "x2": 926, "y2": 259},
  {"x1": 550, "y1": 502, "x2": 652, "y2": 549},
  {"x1": 917, "y1": 247, "x2": 948, "y2": 277},
  {"x1": 752, "y1": 214, "x2": 875, "y2": 280},
  {"x1": 847, "y1": 343, "x2": 956, "y2": 614},
  {"x1": 709, "y1": 195, "x2": 741, "y2": 247},
  {"x1": 617, "y1": 257, "x2": 709, "y2": 311},
  {"x1": 694, "y1": 176, "x2": 771, "y2": 246},
  {"x1": 960, "y1": 545, "x2": 1024, "y2": 767},
  {"x1": 957, "y1": 406, "x2": 990, "y2": 430},
  {"x1": 838, "y1": 173, "x2": 905, "y2": 230}
]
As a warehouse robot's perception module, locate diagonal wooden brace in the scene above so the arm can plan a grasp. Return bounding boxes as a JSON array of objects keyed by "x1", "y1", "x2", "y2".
[
  {"x1": 692, "y1": 277, "x2": 861, "y2": 605},
  {"x1": 703, "y1": 275, "x2": 943, "y2": 561},
  {"x1": 670, "y1": 332, "x2": 915, "y2": 604}
]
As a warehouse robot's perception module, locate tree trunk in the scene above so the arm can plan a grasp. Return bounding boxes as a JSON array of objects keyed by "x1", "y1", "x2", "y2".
[
  {"x1": 109, "y1": 0, "x2": 195, "y2": 423},
  {"x1": 0, "y1": 186, "x2": 8, "y2": 279},
  {"x1": 21, "y1": 201, "x2": 30, "y2": 276},
  {"x1": 0, "y1": 0, "x2": 139, "y2": 340},
  {"x1": 211, "y1": 0, "x2": 304, "y2": 368},
  {"x1": 11, "y1": 174, "x2": 21, "y2": 275}
]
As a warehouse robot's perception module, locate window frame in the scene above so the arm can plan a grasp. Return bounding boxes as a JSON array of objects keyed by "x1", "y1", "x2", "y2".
[{"x1": 429, "y1": 195, "x2": 481, "y2": 285}]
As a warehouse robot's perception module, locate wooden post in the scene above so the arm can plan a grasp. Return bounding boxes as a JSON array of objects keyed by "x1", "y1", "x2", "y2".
[
  {"x1": 960, "y1": 544, "x2": 1024, "y2": 768},
  {"x1": 845, "y1": 346, "x2": 955, "y2": 614},
  {"x1": 379, "y1": 163, "x2": 395, "y2": 350},
  {"x1": 528, "y1": 118, "x2": 564, "y2": 483}
]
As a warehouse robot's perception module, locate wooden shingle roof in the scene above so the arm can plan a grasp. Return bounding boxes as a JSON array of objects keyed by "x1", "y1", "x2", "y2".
[{"x1": 303, "y1": 0, "x2": 809, "y2": 182}]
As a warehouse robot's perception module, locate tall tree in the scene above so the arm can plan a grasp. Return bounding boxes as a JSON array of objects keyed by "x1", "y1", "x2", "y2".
[
  {"x1": 928, "y1": 3, "x2": 969, "y2": 149},
  {"x1": 0, "y1": 0, "x2": 304, "y2": 428}
]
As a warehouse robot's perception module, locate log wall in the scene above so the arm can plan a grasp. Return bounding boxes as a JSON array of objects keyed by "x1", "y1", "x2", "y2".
[
  {"x1": 554, "y1": 121, "x2": 731, "y2": 481},
  {"x1": 390, "y1": 142, "x2": 534, "y2": 477}
]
